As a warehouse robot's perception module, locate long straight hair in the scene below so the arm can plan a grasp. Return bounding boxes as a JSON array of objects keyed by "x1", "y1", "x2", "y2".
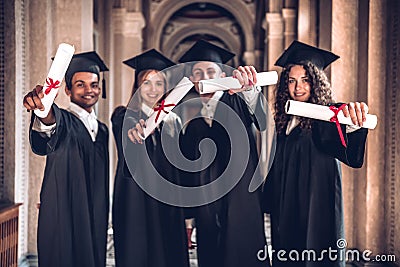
[{"x1": 127, "y1": 69, "x2": 168, "y2": 112}]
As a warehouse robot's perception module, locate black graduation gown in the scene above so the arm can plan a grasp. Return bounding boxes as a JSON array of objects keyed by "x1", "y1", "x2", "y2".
[
  {"x1": 29, "y1": 104, "x2": 109, "y2": 267},
  {"x1": 263, "y1": 120, "x2": 368, "y2": 267},
  {"x1": 181, "y1": 92, "x2": 269, "y2": 267},
  {"x1": 111, "y1": 106, "x2": 189, "y2": 267}
]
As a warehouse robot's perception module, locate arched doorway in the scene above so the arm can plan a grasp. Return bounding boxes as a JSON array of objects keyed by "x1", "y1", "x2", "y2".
[{"x1": 145, "y1": 1, "x2": 257, "y2": 66}]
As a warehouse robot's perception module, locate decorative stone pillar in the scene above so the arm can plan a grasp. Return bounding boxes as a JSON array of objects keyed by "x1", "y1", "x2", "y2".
[
  {"x1": 110, "y1": 8, "x2": 145, "y2": 187},
  {"x1": 243, "y1": 51, "x2": 256, "y2": 66},
  {"x1": 318, "y1": 0, "x2": 333, "y2": 51},
  {"x1": 24, "y1": 0, "x2": 99, "y2": 255},
  {"x1": 25, "y1": 0, "x2": 56, "y2": 255},
  {"x1": 297, "y1": 0, "x2": 317, "y2": 45},
  {"x1": 386, "y1": 0, "x2": 400, "y2": 261},
  {"x1": 111, "y1": 8, "x2": 145, "y2": 108},
  {"x1": 282, "y1": 8, "x2": 296, "y2": 47},
  {"x1": 4, "y1": 0, "x2": 31, "y2": 258},
  {"x1": 365, "y1": 0, "x2": 387, "y2": 256},
  {"x1": 331, "y1": 0, "x2": 359, "y2": 247},
  {"x1": 51, "y1": 0, "x2": 94, "y2": 110},
  {"x1": 265, "y1": 13, "x2": 284, "y2": 69},
  {"x1": 264, "y1": 12, "x2": 284, "y2": 101},
  {"x1": 268, "y1": 0, "x2": 283, "y2": 13}
]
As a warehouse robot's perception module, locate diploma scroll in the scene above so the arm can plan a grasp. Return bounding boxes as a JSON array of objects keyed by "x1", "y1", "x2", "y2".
[
  {"x1": 198, "y1": 71, "x2": 278, "y2": 94},
  {"x1": 285, "y1": 100, "x2": 377, "y2": 129},
  {"x1": 34, "y1": 43, "x2": 75, "y2": 118},
  {"x1": 142, "y1": 77, "x2": 194, "y2": 139}
]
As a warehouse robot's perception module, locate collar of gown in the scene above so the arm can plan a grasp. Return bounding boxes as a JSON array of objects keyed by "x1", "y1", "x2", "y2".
[
  {"x1": 68, "y1": 102, "x2": 97, "y2": 121},
  {"x1": 68, "y1": 102, "x2": 98, "y2": 141},
  {"x1": 286, "y1": 116, "x2": 300, "y2": 135},
  {"x1": 200, "y1": 91, "x2": 223, "y2": 127},
  {"x1": 141, "y1": 103, "x2": 154, "y2": 117}
]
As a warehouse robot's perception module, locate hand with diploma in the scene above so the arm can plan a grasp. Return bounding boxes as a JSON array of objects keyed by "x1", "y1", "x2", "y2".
[
  {"x1": 227, "y1": 65, "x2": 258, "y2": 95},
  {"x1": 23, "y1": 85, "x2": 56, "y2": 125},
  {"x1": 340, "y1": 101, "x2": 369, "y2": 128},
  {"x1": 197, "y1": 65, "x2": 278, "y2": 95},
  {"x1": 127, "y1": 119, "x2": 147, "y2": 144},
  {"x1": 285, "y1": 100, "x2": 375, "y2": 129}
]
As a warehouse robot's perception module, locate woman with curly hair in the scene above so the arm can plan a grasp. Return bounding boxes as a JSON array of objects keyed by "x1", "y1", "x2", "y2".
[{"x1": 263, "y1": 41, "x2": 369, "y2": 267}]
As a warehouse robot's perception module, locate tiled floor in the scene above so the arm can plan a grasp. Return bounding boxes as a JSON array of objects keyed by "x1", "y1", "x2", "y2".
[
  {"x1": 105, "y1": 226, "x2": 200, "y2": 267},
  {"x1": 106, "y1": 214, "x2": 271, "y2": 267},
  {"x1": 19, "y1": 215, "x2": 271, "y2": 267}
]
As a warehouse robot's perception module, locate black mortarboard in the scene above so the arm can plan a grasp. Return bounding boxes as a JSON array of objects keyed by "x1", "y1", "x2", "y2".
[
  {"x1": 123, "y1": 49, "x2": 175, "y2": 88},
  {"x1": 275, "y1": 41, "x2": 339, "y2": 70},
  {"x1": 65, "y1": 51, "x2": 109, "y2": 98},
  {"x1": 178, "y1": 39, "x2": 235, "y2": 64}
]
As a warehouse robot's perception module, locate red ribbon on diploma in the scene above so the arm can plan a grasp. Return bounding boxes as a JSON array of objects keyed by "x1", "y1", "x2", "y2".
[
  {"x1": 153, "y1": 100, "x2": 175, "y2": 123},
  {"x1": 44, "y1": 78, "x2": 61, "y2": 95},
  {"x1": 329, "y1": 104, "x2": 347, "y2": 147}
]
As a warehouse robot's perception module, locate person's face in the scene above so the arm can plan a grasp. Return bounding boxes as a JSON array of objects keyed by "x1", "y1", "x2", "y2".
[
  {"x1": 65, "y1": 72, "x2": 100, "y2": 113},
  {"x1": 190, "y1": 61, "x2": 225, "y2": 99},
  {"x1": 288, "y1": 65, "x2": 311, "y2": 102},
  {"x1": 139, "y1": 70, "x2": 165, "y2": 107}
]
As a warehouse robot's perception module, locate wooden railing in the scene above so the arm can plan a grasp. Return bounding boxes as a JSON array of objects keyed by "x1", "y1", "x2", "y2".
[{"x1": 0, "y1": 202, "x2": 21, "y2": 267}]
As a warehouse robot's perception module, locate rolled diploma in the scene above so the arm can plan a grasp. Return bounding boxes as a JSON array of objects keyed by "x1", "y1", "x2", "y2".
[
  {"x1": 142, "y1": 77, "x2": 194, "y2": 139},
  {"x1": 198, "y1": 71, "x2": 278, "y2": 94},
  {"x1": 34, "y1": 43, "x2": 75, "y2": 118},
  {"x1": 285, "y1": 100, "x2": 377, "y2": 129}
]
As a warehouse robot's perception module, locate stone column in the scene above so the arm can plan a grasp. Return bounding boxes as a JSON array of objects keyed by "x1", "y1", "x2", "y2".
[
  {"x1": 264, "y1": 12, "x2": 284, "y2": 101},
  {"x1": 297, "y1": 0, "x2": 317, "y2": 45},
  {"x1": 254, "y1": 49, "x2": 264, "y2": 72},
  {"x1": 4, "y1": 0, "x2": 31, "y2": 258},
  {"x1": 366, "y1": 0, "x2": 387, "y2": 255},
  {"x1": 267, "y1": 0, "x2": 283, "y2": 13},
  {"x1": 24, "y1": 0, "x2": 97, "y2": 254},
  {"x1": 111, "y1": 8, "x2": 145, "y2": 108},
  {"x1": 243, "y1": 51, "x2": 256, "y2": 66},
  {"x1": 110, "y1": 8, "x2": 145, "y2": 186},
  {"x1": 265, "y1": 13, "x2": 284, "y2": 69},
  {"x1": 331, "y1": 0, "x2": 359, "y2": 247},
  {"x1": 282, "y1": 8, "x2": 296, "y2": 47},
  {"x1": 51, "y1": 0, "x2": 94, "y2": 109},
  {"x1": 386, "y1": 0, "x2": 400, "y2": 261},
  {"x1": 25, "y1": 0, "x2": 56, "y2": 255},
  {"x1": 262, "y1": 10, "x2": 284, "y2": 181}
]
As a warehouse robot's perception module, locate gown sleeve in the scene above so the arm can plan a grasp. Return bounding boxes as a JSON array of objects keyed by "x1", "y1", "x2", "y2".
[
  {"x1": 119, "y1": 109, "x2": 142, "y2": 177},
  {"x1": 234, "y1": 92, "x2": 267, "y2": 131},
  {"x1": 312, "y1": 120, "x2": 368, "y2": 168},
  {"x1": 29, "y1": 104, "x2": 65, "y2": 156},
  {"x1": 111, "y1": 106, "x2": 127, "y2": 154}
]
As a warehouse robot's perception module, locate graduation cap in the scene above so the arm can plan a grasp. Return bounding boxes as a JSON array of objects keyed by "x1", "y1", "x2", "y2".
[
  {"x1": 178, "y1": 39, "x2": 235, "y2": 64},
  {"x1": 123, "y1": 49, "x2": 175, "y2": 88},
  {"x1": 275, "y1": 41, "x2": 339, "y2": 70},
  {"x1": 65, "y1": 51, "x2": 109, "y2": 98}
]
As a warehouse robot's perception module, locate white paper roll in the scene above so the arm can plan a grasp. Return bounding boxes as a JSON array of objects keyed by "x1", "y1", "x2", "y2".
[
  {"x1": 34, "y1": 43, "x2": 75, "y2": 118},
  {"x1": 285, "y1": 100, "x2": 377, "y2": 129},
  {"x1": 198, "y1": 71, "x2": 278, "y2": 94},
  {"x1": 142, "y1": 77, "x2": 194, "y2": 139}
]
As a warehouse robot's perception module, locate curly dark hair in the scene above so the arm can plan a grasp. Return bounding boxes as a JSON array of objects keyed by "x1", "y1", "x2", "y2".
[{"x1": 274, "y1": 62, "x2": 334, "y2": 134}]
